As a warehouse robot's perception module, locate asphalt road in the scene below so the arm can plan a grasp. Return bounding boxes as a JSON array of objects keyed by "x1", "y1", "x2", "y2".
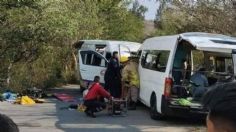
[{"x1": 0, "y1": 85, "x2": 206, "y2": 132}]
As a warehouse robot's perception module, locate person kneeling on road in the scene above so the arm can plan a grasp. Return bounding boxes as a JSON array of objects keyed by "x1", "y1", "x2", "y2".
[{"x1": 84, "y1": 76, "x2": 112, "y2": 118}]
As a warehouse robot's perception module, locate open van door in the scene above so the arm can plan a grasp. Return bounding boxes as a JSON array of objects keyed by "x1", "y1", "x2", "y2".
[
  {"x1": 78, "y1": 50, "x2": 108, "y2": 84},
  {"x1": 232, "y1": 49, "x2": 236, "y2": 77}
]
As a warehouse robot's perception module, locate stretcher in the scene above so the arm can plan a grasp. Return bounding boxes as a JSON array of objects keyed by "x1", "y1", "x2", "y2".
[{"x1": 107, "y1": 98, "x2": 128, "y2": 116}]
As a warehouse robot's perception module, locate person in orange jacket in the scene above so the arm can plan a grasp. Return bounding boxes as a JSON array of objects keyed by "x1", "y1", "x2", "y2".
[{"x1": 84, "y1": 76, "x2": 112, "y2": 118}]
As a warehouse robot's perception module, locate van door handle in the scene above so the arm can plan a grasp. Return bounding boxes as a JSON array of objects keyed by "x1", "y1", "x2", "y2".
[{"x1": 80, "y1": 69, "x2": 87, "y2": 71}]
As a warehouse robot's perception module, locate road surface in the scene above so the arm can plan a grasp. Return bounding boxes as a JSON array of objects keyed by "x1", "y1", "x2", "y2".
[{"x1": 0, "y1": 85, "x2": 206, "y2": 132}]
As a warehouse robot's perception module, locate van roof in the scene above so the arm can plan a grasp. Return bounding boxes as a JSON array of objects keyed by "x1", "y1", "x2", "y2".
[
  {"x1": 80, "y1": 40, "x2": 140, "y2": 45},
  {"x1": 75, "y1": 40, "x2": 141, "y2": 52},
  {"x1": 142, "y1": 32, "x2": 236, "y2": 53},
  {"x1": 141, "y1": 35, "x2": 179, "y2": 50}
]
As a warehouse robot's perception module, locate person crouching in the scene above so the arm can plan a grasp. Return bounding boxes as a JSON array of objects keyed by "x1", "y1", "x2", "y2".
[{"x1": 84, "y1": 76, "x2": 112, "y2": 118}]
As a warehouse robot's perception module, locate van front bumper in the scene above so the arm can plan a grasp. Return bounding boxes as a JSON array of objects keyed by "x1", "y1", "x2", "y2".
[{"x1": 161, "y1": 95, "x2": 208, "y2": 118}]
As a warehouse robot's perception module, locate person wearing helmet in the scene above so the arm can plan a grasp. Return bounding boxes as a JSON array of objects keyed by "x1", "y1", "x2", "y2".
[{"x1": 121, "y1": 55, "x2": 140, "y2": 110}]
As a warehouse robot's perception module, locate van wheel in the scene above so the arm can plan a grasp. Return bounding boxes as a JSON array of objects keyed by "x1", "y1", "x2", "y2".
[{"x1": 150, "y1": 95, "x2": 164, "y2": 120}]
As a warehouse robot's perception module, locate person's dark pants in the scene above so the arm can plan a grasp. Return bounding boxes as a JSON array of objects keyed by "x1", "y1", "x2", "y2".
[
  {"x1": 110, "y1": 81, "x2": 121, "y2": 98},
  {"x1": 106, "y1": 78, "x2": 121, "y2": 98},
  {"x1": 84, "y1": 99, "x2": 106, "y2": 113}
]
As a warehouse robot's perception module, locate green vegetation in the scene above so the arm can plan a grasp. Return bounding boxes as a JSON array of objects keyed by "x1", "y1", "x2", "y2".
[
  {"x1": 155, "y1": 0, "x2": 236, "y2": 36},
  {"x1": 2, "y1": 0, "x2": 235, "y2": 92},
  {"x1": 0, "y1": 0, "x2": 145, "y2": 92}
]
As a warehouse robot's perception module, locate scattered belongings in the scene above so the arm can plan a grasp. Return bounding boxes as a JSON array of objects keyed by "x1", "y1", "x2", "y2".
[
  {"x1": 59, "y1": 98, "x2": 86, "y2": 111},
  {"x1": 69, "y1": 104, "x2": 78, "y2": 109},
  {"x1": 45, "y1": 93, "x2": 53, "y2": 98},
  {"x1": 78, "y1": 104, "x2": 86, "y2": 112},
  {"x1": 34, "y1": 98, "x2": 45, "y2": 104},
  {"x1": 59, "y1": 104, "x2": 86, "y2": 112},
  {"x1": 26, "y1": 87, "x2": 44, "y2": 98},
  {"x1": 53, "y1": 93, "x2": 76, "y2": 102},
  {"x1": 15, "y1": 96, "x2": 45, "y2": 105},
  {"x1": 1, "y1": 90, "x2": 46, "y2": 105},
  {"x1": 176, "y1": 98, "x2": 191, "y2": 106},
  {"x1": 2, "y1": 91, "x2": 17, "y2": 103},
  {"x1": 15, "y1": 96, "x2": 36, "y2": 105}
]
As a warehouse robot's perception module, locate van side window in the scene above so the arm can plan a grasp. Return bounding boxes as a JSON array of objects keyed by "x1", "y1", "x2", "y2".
[
  {"x1": 95, "y1": 45, "x2": 106, "y2": 55},
  {"x1": 137, "y1": 50, "x2": 142, "y2": 58},
  {"x1": 92, "y1": 54, "x2": 102, "y2": 66},
  {"x1": 80, "y1": 51, "x2": 107, "y2": 67},
  {"x1": 141, "y1": 50, "x2": 147, "y2": 67},
  {"x1": 80, "y1": 53, "x2": 85, "y2": 64},
  {"x1": 86, "y1": 53, "x2": 92, "y2": 65},
  {"x1": 105, "y1": 52, "x2": 112, "y2": 60},
  {"x1": 141, "y1": 50, "x2": 170, "y2": 72}
]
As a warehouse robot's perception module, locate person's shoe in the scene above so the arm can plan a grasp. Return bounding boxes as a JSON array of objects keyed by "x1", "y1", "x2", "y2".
[
  {"x1": 90, "y1": 112, "x2": 96, "y2": 118},
  {"x1": 85, "y1": 109, "x2": 92, "y2": 116},
  {"x1": 128, "y1": 106, "x2": 136, "y2": 110},
  {"x1": 128, "y1": 102, "x2": 136, "y2": 110},
  {"x1": 85, "y1": 109, "x2": 96, "y2": 118}
]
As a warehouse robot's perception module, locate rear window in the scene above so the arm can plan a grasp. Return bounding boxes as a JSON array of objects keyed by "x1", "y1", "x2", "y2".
[{"x1": 141, "y1": 50, "x2": 170, "y2": 72}]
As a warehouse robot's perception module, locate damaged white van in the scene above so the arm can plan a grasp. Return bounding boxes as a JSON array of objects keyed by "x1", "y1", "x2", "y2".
[
  {"x1": 74, "y1": 40, "x2": 141, "y2": 89},
  {"x1": 139, "y1": 32, "x2": 236, "y2": 119}
]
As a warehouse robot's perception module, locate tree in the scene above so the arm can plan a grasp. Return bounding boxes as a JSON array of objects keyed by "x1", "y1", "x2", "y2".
[
  {"x1": 154, "y1": 0, "x2": 236, "y2": 36},
  {"x1": 154, "y1": 0, "x2": 172, "y2": 27},
  {"x1": 131, "y1": 0, "x2": 148, "y2": 20},
  {"x1": 99, "y1": 0, "x2": 145, "y2": 41},
  {"x1": 0, "y1": 0, "x2": 145, "y2": 92}
]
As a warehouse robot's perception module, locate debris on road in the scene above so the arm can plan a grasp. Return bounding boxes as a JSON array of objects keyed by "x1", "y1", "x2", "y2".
[
  {"x1": 53, "y1": 93, "x2": 76, "y2": 102},
  {"x1": 2, "y1": 91, "x2": 17, "y2": 103}
]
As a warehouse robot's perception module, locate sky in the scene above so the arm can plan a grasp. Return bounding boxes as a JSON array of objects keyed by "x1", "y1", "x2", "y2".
[{"x1": 137, "y1": 0, "x2": 159, "y2": 20}]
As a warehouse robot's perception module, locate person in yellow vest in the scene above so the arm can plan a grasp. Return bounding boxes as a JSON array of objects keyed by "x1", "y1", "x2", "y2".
[{"x1": 121, "y1": 55, "x2": 140, "y2": 110}]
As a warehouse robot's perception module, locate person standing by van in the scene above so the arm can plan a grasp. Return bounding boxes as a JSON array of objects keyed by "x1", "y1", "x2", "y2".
[
  {"x1": 122, "y1": 56, "x2": 140, "y2": 110},
  {"x1": 104, "y1": 51, "x2": 122, "y2": 98}
]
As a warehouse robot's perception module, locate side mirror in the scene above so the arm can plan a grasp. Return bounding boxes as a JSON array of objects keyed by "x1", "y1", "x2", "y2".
[{"x1": 232, "y1": 49, "x2": 236, "y2": 77}]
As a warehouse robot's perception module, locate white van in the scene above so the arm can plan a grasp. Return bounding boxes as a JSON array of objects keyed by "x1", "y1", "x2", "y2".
[
  {"x1": 139, "y1": 32, "x2": 236, "y2": 119},
  {"x1": 74, "y1": 40, "x2": 141, "y2": 89}
]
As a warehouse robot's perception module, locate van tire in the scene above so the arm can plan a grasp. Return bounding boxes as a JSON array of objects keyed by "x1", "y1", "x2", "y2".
[{"x1": 150, "y1": 94, "x2": 164, "y2": 120}]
